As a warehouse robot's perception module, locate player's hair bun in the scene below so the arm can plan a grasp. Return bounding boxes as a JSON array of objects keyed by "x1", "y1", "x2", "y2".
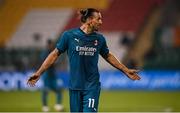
[
  {"x1": 79, "y1": 9, "x2": 88, "y2": 17},
  {"x1": 78, "y1": 9, "x2": 88, "y2": 23}
]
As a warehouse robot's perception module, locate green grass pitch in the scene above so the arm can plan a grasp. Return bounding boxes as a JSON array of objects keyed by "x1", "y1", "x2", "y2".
[{"x1": 0, "y1": 90, "x2": 179, "y2": 112}]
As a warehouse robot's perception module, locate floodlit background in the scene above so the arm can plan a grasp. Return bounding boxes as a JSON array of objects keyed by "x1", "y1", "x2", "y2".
[{"x1": 0, "y1": 0, "x2": 180, "y2": 112}]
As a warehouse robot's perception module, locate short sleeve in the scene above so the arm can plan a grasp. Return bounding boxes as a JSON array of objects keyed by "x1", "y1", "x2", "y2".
[
  {"x1": 100, "y1": 36, "x2": 109, "y2": 57},
  {"x1": 56, "y1": 31, "x2": 69, "y2": 53}
]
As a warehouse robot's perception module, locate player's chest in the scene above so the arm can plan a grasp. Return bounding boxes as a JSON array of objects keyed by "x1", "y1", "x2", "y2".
[{"x1": 69, "y1": 36, "x2": 100, "y2": 56}]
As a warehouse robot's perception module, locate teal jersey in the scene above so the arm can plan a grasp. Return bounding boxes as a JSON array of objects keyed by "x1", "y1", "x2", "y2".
[{"x1": 56, "y1": 28, "x2": 109, "y2": 90}]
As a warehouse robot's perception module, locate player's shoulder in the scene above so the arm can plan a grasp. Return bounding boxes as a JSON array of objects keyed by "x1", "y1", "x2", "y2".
[
  {"x1": 64, "y1": 28, "x2": 79, "y2": 35},
  {"x1": 94, "y1": 32, "x2": 106, "y2": 40}
]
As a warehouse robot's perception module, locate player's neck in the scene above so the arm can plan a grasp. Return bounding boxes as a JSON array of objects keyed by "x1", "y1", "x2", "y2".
[{"x1": 80, "y1": 24, "x2": 94, "y2": 34}]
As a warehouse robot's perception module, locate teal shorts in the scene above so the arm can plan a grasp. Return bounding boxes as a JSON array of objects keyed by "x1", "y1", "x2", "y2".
[{"x1": 69, "y1": 88, "x2": 101, "y2": 112}]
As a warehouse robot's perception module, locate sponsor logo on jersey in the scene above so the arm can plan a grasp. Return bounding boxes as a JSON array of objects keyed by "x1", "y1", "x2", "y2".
[
  {"x1": 94, "y1": 40, "x2": 98, "y2": 46},
  {"x1": 76, "y1": 46, "x2": 97, "y2": 56}
]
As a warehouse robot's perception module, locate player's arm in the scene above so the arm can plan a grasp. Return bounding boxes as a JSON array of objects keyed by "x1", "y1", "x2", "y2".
[
  {"x1": 27, "y1": 48, "x2": 61, "y2": 87},
  {"x1": 102, "y1": 52, "x2": 141, "y2": 80}
]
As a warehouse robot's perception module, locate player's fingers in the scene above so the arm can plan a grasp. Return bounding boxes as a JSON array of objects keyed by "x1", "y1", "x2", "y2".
[
  {"x1": 27, "y1": 79, "x2": 31, "y2": 85},
  {"x1": 131, "y1": 69, "x2": 140, "y2": 73},
  {"x1": 27, "y1": 77, "x2": 32, "y2": 85},
  {"x1": 27, "y1": 80, "x2": 36, "y2": 87},
  {"x1": 129, "y1": 75, "x2": 136, "y2": 80},
  {"x1": 30, "y1": 82, "x2": 36, "y2": 87},
  {"x1": 27, "y1": 81, "x2": 32, "y2": 87},
  {"x1": 131, "y1": 74, "x2": 140, "y2": 80},
  {"x1": 134, "y1": 74, "x2": 141, "y2": 80},
  {"x1": 137, "y1": 75, "x2": 141, "y2": 80},
  {"x1": 133, "y1": 76, "x2": 138, "y2": 80}
]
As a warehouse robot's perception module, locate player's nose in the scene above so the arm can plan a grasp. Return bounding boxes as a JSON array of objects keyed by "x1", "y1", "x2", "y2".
[{"x1": 99, "y1": 20, "x2": 103, "y2": 25}]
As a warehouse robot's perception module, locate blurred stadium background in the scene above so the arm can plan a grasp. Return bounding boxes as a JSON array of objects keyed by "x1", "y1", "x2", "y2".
[{"x1": 0, "y1": 0, "x2": 180, "y2": 112}]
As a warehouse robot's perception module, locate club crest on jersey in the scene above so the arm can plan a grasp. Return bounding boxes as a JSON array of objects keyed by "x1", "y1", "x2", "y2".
[{"x1": 94, "y1": 40, "x2": 98, "y2": 46}]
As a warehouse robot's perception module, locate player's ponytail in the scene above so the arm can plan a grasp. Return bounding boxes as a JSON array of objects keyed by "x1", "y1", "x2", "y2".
[{"x1": 78, "y1": 8, "x2": 99, "y2": 23}]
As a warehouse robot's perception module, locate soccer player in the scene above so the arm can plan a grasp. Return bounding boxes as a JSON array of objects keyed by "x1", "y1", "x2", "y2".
[
  {"x1": 27, "y1": 8, "x2": 141, "y2": 112},
  {"x1": 40, "y1": 39, "x2": 64, "y2": 112}
]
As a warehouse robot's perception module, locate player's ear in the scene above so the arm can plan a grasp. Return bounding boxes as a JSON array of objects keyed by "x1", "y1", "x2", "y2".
[
  {"x1": 86, "y1": 17, "x2": 94, "y2": 24},
  {"x1": 85, "y1": 18, "x2": 91, "y2": 25},
  {"x1": 86, "y1": 17, "x2": 91, "y2": 22}
]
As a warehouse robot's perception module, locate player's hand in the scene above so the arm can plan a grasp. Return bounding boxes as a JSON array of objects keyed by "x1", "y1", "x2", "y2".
[
  {"x1": 124, "y1": 69, "x2": 141, "y2": 80},
  {"x1": 27, "y1": 73, "x2": 40, "y2": 87}
]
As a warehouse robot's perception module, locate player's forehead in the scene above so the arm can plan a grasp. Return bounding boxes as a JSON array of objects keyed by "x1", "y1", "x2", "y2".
[{"x1": 92, "y1": 12, "x2": 102, "y2": 19}]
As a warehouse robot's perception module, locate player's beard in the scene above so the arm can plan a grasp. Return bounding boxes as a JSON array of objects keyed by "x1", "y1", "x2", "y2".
[
  {"x1": 88, "y1": 22, "x2": 101, "y2": 32},
  {"x1": 92, "y1": 24, "x2": 100, "y2": 31}
]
